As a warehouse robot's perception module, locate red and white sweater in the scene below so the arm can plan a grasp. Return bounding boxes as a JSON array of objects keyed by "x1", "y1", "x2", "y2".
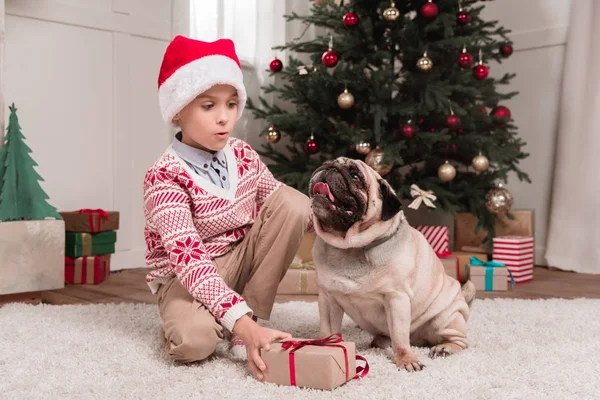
[{"x1": 143, "y1": 137, "x2": 312, "y2": 331}]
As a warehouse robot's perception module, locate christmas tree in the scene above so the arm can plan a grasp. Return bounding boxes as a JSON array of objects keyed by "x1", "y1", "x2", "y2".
[
  {"x1": 0, "y1": 104, "x2": 62, "y2": 221},
  {"x1": 247, "y1": 0, "x2": 530, "y2": 245}
]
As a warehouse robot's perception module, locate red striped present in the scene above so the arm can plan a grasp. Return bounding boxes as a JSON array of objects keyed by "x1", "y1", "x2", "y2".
[
  {"x1": 416, "y1": 225, "x2": 449, "y2": 255},
  {"x1": 493, "y1": 235, "x2": 534, "y2": 284}
]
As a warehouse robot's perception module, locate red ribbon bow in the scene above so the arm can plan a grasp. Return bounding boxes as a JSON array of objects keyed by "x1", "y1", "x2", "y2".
[
  {"x1": 280, "y1": 333, "x2": 369, "y2": 386},
  {"x1": 436, "y1": 250, "x2": 453, "y2": 258},
  {"x1": 78, "y1": 209, "x2": 109, "y2": 233}
]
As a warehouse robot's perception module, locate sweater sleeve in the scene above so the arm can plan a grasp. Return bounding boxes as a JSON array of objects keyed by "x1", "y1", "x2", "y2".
[
  {"x1": 144, "y1": 169, "x2": 253, "y2": 332},
  {"x1": 254, "y1": 151, "x2": 285, "y2": 211}
]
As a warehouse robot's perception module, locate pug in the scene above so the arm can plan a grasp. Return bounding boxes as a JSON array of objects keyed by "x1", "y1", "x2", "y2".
[{"x1": 308, "y1": 157, "x2": 476, "y2": 372}]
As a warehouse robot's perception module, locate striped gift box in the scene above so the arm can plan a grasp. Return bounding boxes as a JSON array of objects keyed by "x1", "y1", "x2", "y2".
[
  {"x1": 416, "y1": 225, "x2": 449, "y2": 255},
  {"x1": 493, "y1": 236, "x2": 534, "y2": 284}
]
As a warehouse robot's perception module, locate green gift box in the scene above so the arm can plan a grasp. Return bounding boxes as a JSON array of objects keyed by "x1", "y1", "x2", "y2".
[{"x1": 65, "y1": 231, "x2": 117, "y2": 257}]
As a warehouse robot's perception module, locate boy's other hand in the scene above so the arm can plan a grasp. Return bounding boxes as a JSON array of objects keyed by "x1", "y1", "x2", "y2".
[{"x1": 232, "y1": 315, "x2": 292, "y2": 381}]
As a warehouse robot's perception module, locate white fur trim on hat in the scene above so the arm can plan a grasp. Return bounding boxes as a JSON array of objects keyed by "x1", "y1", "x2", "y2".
[{"x1": 158, "y1": 54, "x2": 247, "y2": 125}]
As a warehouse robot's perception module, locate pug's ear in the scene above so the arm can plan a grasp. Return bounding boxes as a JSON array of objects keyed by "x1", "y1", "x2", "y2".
[{"x1": 379, "y1": 179, "x2": 402, "y2": 221}]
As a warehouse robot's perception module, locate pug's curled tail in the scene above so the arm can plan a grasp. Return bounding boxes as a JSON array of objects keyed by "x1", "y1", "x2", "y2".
[{"x1": 461, "y1": 280, "x2": 476, "y2": 308}]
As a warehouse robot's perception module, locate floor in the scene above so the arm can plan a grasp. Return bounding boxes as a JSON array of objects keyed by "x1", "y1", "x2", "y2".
[{"x1": 38, "y1": 266, "x2": 600, "y2": 306}]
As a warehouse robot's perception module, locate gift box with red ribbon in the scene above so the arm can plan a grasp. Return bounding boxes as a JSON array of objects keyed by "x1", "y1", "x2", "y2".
[
  {"x1": 261, "y1": 333, "x2": 369, "y2": 390},
  {"x1": 416, "y1": 225, "x2": 449, "y2": 255},
  {"x1": 60, "y1": 209, "x2": 119, "y2": 233},
  {"x1": 65, "y1": 255, "x2": 111, "y2": 285}
]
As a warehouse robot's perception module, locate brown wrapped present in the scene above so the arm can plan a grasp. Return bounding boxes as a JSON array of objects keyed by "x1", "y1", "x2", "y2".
[
  {"x1": 261, "y1": 334, "x2": 368, "y2": 390},
  {"x1": 277, "y1": 267, "x2": 318, "y2": 295},
  {"x1": 454, "y1": 210, "x2": 534, "y2": 253},
  {"x1": 440, "y1": 255, "x2": 468, "y2": 283},
  {"x1": 60, "y1": 209, "x2": 120, "y2": 233},
  {"x1": 469, "y1": 258, "x2": 512, "y2": 291},
  {"x1": 454, "y1": 251, "x2": 488, "y2": 282}
]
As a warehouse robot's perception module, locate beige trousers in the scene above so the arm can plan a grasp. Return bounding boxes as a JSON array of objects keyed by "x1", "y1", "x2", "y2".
[{"x1": 156, "y1": 186, "x2": 310, "y2": 363}]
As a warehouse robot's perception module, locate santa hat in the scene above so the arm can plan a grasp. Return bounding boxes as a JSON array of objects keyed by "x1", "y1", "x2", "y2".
[{"x1": 157, "y1": 35, "x2": 247, "y2": 125}]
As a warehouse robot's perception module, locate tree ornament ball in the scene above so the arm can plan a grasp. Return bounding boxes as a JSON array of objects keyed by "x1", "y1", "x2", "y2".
[
  {"x1": 446, "y1": 114, "x2": 462, "y2": 130},
  {"x1": 417, "y1": 56, "x2": 433, "y2": 71},
  {"x1": 365, "y1": 148, "x2": 393, "y2": 176},
  {"x1": 438, "y1": 161, "x2": 456, "y2": 182},
  {"x1": 343, "y1": 11, "x2": 359, "y2": 27},
  {"x1": 266, "y1": 126, "x2": 281, "y2": 144},
  {"x1": 401, "y1": 123, "x2": 417, "y2": 139},
  {"x1": 500, "y1": 43, "x2": 514, "y2": 57},
  {"x1": 322, "y1": 50, "x2": 339, "y2": 67},
  {"x1": 486, "y1": 184, "x2": 514, "y2": 213},
  {"x1": 269, "y1": 58, "x2": 283, "y2": 73},
  {"x1": 472, "y1": 64, "x2": 489, "y2": 80},
  {"x1": 472, "y1": 153, "x2": 489, "y2": 172},
  {"x1": 337, "y1": 89, "x2": 355, "y2": 109},
  {"x1": 458, "y1": 52, "x2": 473, "y2": 68},
  {"x1": 491, "y1": 105, "x2": 511, "y2": 125},
  {"x1": 305, "y1": 137, "x2": 319, "y2": 154},
  {"x1": 355, "y1": 141, "x2": 371, "y2": 155},
  {"x1": 457, "y1": 11, "x2": 471, "y2": 25},
  {"x1": 383, "y1": 4, "x2": 401, "y2": 21},
  {"x1": 421, "y1": 1, "x2": 439, "y2": 18}
]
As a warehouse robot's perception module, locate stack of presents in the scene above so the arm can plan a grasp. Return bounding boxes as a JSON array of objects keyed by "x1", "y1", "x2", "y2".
[
  {"x1": 277, "y1": 209, "x2": 534, "y2": 296},
  {"x1": 59, "y1": 209, "x2": 119, "y2": 285}
]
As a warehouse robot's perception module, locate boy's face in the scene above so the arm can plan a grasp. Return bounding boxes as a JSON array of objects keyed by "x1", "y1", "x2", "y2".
[{"x1": 173, "y1": 84, "x2": 239, "y2": 152}]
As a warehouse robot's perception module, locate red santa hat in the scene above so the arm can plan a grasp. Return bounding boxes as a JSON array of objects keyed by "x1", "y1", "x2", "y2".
[{"x1": 157, "y1": 35, "x2": 247, "y2": 125}]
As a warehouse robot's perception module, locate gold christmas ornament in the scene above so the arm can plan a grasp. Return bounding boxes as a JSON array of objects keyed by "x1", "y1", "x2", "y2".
[
  {"x1": 266, "y1": 125, "x2": 281, "y2": 144},
  {"x1": 417, "y1": 51, "x2": 433, "y2": 71},
  {"x1": 365, "y1": 148, "x2": 393, "y2": 177},
  {"x1": 485, "y1": 184, "x2": 514, "y2": 213},
  {"x1": 383, "y1": 1, "x2": 401, "y2": 21},
  {"x1": 438, "y1": 160, "x2": 456, "y2": 182},
  {"x1": 355, "y1": 141, "x2": 371, "y2": 155},
  {"x1": 337, "y1": 88, "x2": 355, "y2": 109},
  {"x1": 472, "y1": 152, "x2": 489, "y2": 172}
]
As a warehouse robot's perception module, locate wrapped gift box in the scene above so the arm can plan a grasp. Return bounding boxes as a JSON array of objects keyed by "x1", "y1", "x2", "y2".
[
  {"x1": 440, "y1": 255, "x2": 468, "y2": 283},
  {"x1": 468, "y1": 258, "x2": 511, "y2": 291},
  {"x1": 415, "y1": 225, "x2": 449, "y2": 255},
  {"x1": 65, "y1": 255, "x2": 111, "y2": 285},
  {"x1": 493, "y1": 236, "x2": 534, "y2": 284},
  {"x1": 454, "y1": 210, "x2": 534, "y2": 253},
  {"x1": 0, "y1": 220, "x2": 65, "y2": 295},
  {"x1": 60, "y1": 209, "x2": 119, "y2": 233},
  {"x1": 277, "y1": 266, "x2": 318, "y2": 295},
  {"x1": 65, "y1": 231, "x2": 117, "y2": 257},
  {"x1": 261, "y1": 335, "x2": 364, "y2": 390}
]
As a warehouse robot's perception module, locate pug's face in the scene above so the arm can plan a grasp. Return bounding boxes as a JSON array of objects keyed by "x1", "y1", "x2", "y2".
[{"x1": 308, "y1": 157, "x2": 402, "y2": 236}]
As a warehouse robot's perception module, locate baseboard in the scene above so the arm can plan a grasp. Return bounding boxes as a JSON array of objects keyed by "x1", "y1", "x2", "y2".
[{"x1": 111, "y1": 247, "x2": 147, "y2": 271}]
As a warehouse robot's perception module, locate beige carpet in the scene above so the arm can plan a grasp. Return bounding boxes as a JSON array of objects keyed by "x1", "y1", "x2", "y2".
[{"x1": 1, "y1": 298, "x2": 599, "y2": 399}]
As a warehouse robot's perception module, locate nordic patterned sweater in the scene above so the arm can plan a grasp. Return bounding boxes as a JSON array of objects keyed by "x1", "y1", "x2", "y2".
[{"x1": 143, "y1": 137, "x2": 313, "y2": 332}]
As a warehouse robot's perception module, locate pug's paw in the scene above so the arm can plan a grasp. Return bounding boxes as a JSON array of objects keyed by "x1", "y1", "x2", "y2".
[
  {"x1": 394, "y1": 351, "x2": 425, "y2": 372},
  {"x1": 370, "y1": 335, "x2": 391, "y2": 349},
  {"x1": 429, "y1": 343, "x2": 463, "y2": 359}
]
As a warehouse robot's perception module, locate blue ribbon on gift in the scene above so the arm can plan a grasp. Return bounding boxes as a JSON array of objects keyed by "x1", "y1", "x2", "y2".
[{"x1": 470, "y1": 256, "x2": 515, "y2": 290}]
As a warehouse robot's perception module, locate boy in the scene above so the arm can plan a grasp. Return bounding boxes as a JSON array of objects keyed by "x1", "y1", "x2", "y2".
[{"x1": 143, "y1": 35, "x2": 313, "y2": 381}]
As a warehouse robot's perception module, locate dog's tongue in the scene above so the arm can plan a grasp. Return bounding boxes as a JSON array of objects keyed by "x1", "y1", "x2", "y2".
[{"x1": 313, "y1": 182, "x2": 335, "y2": 202}]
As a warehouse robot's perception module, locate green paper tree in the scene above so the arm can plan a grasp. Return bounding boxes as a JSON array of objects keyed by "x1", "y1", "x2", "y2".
[{"x1": 0, "y1": 104, "x2": 62, "y2": 221}]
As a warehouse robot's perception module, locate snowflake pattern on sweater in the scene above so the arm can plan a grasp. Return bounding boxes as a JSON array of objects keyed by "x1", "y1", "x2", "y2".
[{"x1": 143, "y1": 137, "x2": 313, "y2": 331}]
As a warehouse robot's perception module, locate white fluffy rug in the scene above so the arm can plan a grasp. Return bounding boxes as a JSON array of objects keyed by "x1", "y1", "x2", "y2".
[{"x1": 1, "y1": 299, "x2": 599, "y2": 399}]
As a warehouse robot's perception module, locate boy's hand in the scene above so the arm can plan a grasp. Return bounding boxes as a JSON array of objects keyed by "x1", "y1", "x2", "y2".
[{"x1": 233, "y1": 315, "x2": 292, "y2": 381}]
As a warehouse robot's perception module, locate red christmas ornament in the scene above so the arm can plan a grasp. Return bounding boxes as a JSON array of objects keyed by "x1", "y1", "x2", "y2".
[
  {"x1": 490, "y1": 105, "x2": 511, "y2": 125},
  {"x1": 458, "y1": 52, "x2": 473, "y2": 68},
  {"x1": 343, "y1": 12, "x2": 359, "y2": 27},
  {"x1": 305, "y1": 137, "x2": 319, "y2": 154},
  {"x1": 446, "y1": 114, "x2": 462, "y2": 130},
  {"x1": 269, "y1": 58, "x2": 283, "y2": 72},
  {"x1": 322, "y1": 50, "x2": 339, "y2": 68},
  {"x1": 421, "y1": 1, "x2": 439, "y2": 19},
  {"x1": 500, "y1": 43, "x2": 514, "y2": 57},
  {"x1": 478, "y1": 106, "x2": 487, "y2": 114},
  {"x1": 401, "y1": 123, "x2": 417, "y2": 139},
  {"x1": 473, "y1": 64, "x2": 489, "y2": 80},
  {"x1": 457, "y1": 11, "x2": 471, "y2": 25}
]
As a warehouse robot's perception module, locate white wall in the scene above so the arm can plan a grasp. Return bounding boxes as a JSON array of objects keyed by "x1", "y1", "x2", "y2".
[
  {"x1": 3, "y1": 0, "x2": 186, "y2": 270},
  {"x1": 481, "y1": 0, "x2": 571, "y2": 264}
]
